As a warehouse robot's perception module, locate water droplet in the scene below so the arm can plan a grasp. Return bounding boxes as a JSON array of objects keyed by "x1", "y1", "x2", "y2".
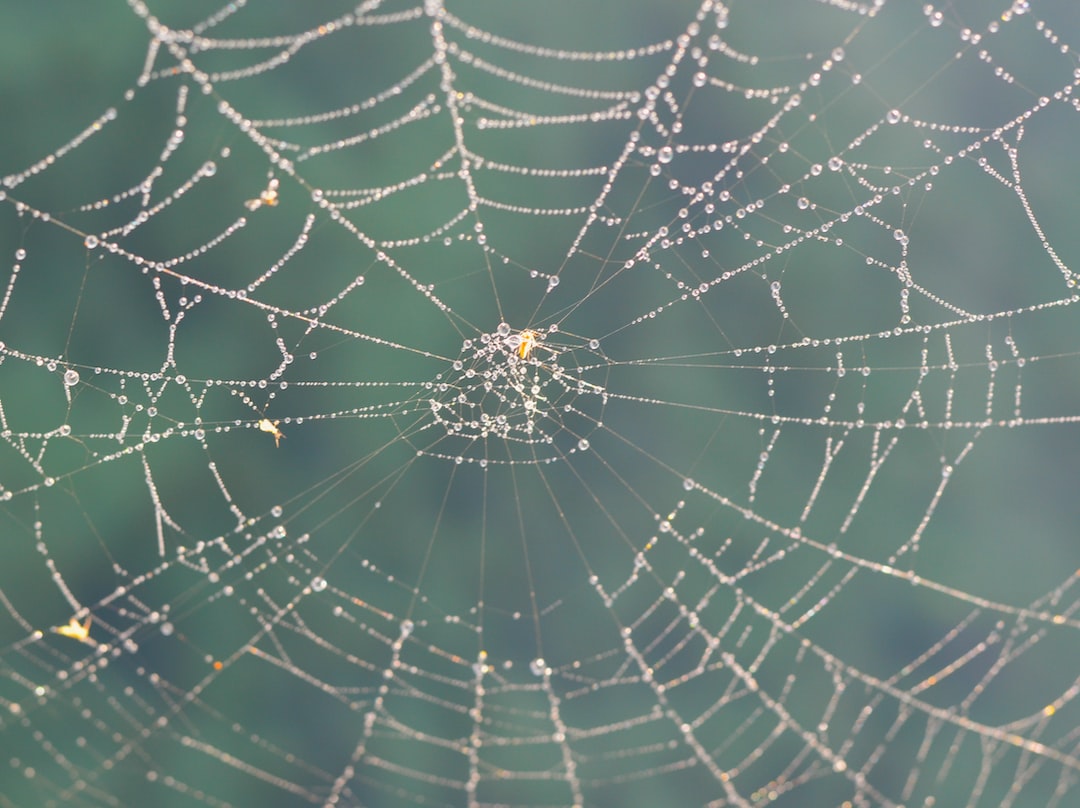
[
  {"x1": 63, "y1": 369, "x2": 80, "y2": 386},
  {"x1": 311, "y1": 577, "x2": 327, "y2": 592}
]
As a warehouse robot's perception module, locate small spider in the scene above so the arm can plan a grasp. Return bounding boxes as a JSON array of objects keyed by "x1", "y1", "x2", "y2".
[
  {"x1": 245, "y1": 177, "x2": 279, "y2": 210},
  {"x1": 258, "y1": 418, "x2": 285, "y2": 448},
  {"x1": 517, "y1": 329, "x2": 539, "y2": 361},
  {"x1": 53, "y1": 615, "x2": 92, "y2": 644},
  {"x1": 514, "y1": 329, "x2": 559, "y2": 362}
]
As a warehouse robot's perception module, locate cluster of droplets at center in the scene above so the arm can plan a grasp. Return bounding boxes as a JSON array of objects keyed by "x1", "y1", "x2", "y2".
[{"x1": 426, "y1": 323, "x2": 602, "y2": 464}]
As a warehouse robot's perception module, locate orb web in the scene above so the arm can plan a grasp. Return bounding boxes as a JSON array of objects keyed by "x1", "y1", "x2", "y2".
[{"x1": 2, "y1": 2, "x2": 1080, "y2": 807}]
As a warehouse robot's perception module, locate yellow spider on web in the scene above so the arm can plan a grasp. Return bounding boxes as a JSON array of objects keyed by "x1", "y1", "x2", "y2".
[
  {"x1": 245, "y1": 177, "x2": 279, "y2": 211},
  {"x1": 258, "y1": 418, "x2": 285, "y2": 448},
  {"x1": 517, "y1": 329, "x2": 539, "y2": 360},
  {"x1": 52, "y1": 615, "x2": 93, "y2": 644},
  {"x1": 513, "y1": 328, "x2": 559, "y2": 363}
]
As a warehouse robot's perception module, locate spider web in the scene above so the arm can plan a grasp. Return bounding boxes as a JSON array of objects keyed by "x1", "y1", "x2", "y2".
[{"x1": 2, "y1": 0, "x2": 1080, "y2": 806}]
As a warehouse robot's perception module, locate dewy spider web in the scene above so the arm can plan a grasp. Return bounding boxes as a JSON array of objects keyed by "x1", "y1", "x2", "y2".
[{"x1": 2, "y1": 0, "x2": 1080, "y2": 805}]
